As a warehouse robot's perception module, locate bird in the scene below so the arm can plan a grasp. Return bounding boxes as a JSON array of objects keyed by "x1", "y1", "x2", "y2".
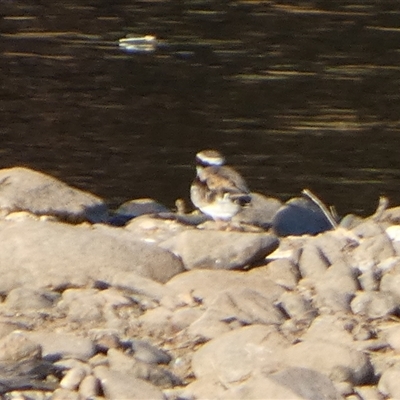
[{"x1": 190, "y1": 149, "x2": 252, "y2": 222}]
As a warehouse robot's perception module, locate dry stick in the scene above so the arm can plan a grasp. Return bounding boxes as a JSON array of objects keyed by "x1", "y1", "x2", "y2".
[{"x1": 301, "y1": 189, "x2": 338, "y2": 229}]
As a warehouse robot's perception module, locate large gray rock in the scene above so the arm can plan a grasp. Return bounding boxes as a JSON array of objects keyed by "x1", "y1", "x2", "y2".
[
  {"x1": 232, "y1": 193, "x2": 282, "y2": 228},
  {"x1": 226, "y1": 368, "x2": 342, "y2": 400},
  {"x1": 0, "y1": 218, "x2": 184, "y2": 293},
  {"x1": 25, "y1": 331, "x2": 95, "y2": 361},
  {"x1": 282, "y1": 340, "x2": 373, "y2": 385},
  {"x1": 165, "y1": 269, "x2": 284, "y2": 307},
  {"x1": 161, "y1": 229, "x2": 279, "y2": 270},
  {"x1": 192, "y1": 325, "x2": 289, "y2": 384},
  {"x1": 0, "y1": 167, "x2": 107, "y2": 222},
  {"x1": 94, "y1": 365, "x2": 165, "y2": 400}
]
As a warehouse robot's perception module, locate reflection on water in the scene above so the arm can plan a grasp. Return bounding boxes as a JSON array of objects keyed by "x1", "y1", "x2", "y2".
[{"x1": 1, "y1": 1, "x2": 400, "y2": 215}]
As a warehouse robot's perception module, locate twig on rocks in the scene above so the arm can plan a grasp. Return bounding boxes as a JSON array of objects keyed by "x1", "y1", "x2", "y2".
[
  {"x1": 370, "y1": 196, "x2": 389, "y2": 222},
  {"x1": 301, "y1": 189, "x2": 338, "y2": 229}
]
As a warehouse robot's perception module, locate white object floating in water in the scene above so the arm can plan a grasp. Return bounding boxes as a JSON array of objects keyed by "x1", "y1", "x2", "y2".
[{"x1": 119, "y1": 35, "x2": 157, "y2": 53}]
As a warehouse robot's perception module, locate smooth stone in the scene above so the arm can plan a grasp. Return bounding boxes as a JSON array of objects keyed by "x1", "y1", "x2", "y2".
[
  {"x1": 354, "y1": 385, "x2": 383, "y2": 400},
  {"x1": 298, "y1": 242, "x2": 330, "y2": 278},
  {"x1": 160, "y1": 229, "x2": 279, "y2": 270},
  {"x1": 187, "y1": 308, "x2": 232, "y2": 340},
  {"x1": 352, "y1": 233, "x2": 395, "y2": 269},
  {"x1": 94, "y1": 365, "x2": 165, "y2": 400},
  {"x1": 138, "y1": 307, "x2": 174, "y2": 337},
  {"x1": 51, "y1": 388, "x2": 81, "y2": 400},
  {"x1": 79, "y1": 374, "x2": 100, "y2": 398},
  {"x1": 179, "y1": 376, "x2": 228, "y2": 400},
  {"x1": 0, "y1": 219, "x2": 183, "y2": 293},
  {"x1": 111, "y1": 272, "x2": 173, "y2": 302},
  {"x1": 0, "y1": 331, "x2": 41, "y2": 362},
  {"x1": 203, "y1": 286, "x2": 286, "y2": 326},
  {"x1": 232, "y1": 193, "x2": 282, "y2": 229},
  {"x1": 58, "y1": 288, "x2": 134, "y2": 324},
  {"x1": 277, "y1": 291, "x2": 317, "y2": 322},
  {"x1": 350, "y1": 291, "x2": 398, "y2": 319},
  {"x1": 380, "y1": 264, "x2": 400, "y2": 301},
  {"x1": 0, "y1": 166, "x2": 107, "y2": 223},
  {"x1": 301, "y1": 315, "x2": 354, "y2": 346},
  {"x1": 282, "y1": 340, "x2": 373, "y2": 385},
  {"x1": 253, "y1": 259, "x2": 300, "y2": 290},
  {"x1": 314, "y1": 262, "x2": 358, "y2": 313},
  {"x1": 272, "y1": 197, "x2": 334, "y2": 237},
  {"x1": 107, "y1": 348, "x2": 178, "y2": 388},
  {"x1": 351, "y1": 219, "x2": 386, "y2": 238},
  {"x1": 60, "y1": 366, "x2": 86, "y2": 390},
  {"x1": 25, "y1": 331, "x2": 95, "y2": 361},
  {"x1": 131, "y1": 339, "x2": 171, "y2": 365},
  {"x1": 383, "y1": 325, "x2": 400, "y2": 352},
  {"x1": 88, "y1": 329, "x2": 121, "y2": 352},
  {"x1": 0, "y1": 321, "x2": 29, "y2": 340},
  {"x1": 125, "y1": 215, "x2": 193, "y2": 245},
  {"x1": 169, "y1": 307, "x2": 204, "y2": 332},
  {"x1": 2, "y1": 288, "x2": 59, "y2": 311},
  {"x1": 192, "y1": 325, "x2": 289, "y2": 383},
  {"x1": 226, "y1": 368, "x2": 342, "y2": 400},
  {"x1": 115, "y1": 198, "x2": 170, "y2": 218},
  {"x1": 378, "y1": 365, "x2": 400, "y2": 398}
]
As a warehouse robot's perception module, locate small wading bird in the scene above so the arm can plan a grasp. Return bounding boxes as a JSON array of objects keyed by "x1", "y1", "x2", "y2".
[{"x1": 190, "y1": 149, "x2": 252, "y2": 223}]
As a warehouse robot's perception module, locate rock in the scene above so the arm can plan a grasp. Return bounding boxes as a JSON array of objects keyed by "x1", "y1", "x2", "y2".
[
  {"x1": 0, "y1": 321, "x2": 28, "y2": 340},
  {"x1": 107, "y1": 348, "x2": 178, "y2": 388},
  {"x1": 314, "y1": 262, "x2": 358, "y2": 313},
  {"x1": 0, "y1": 166, "x2": 107, "y2": 223},
  {"x1": 253, "y1": 259, "x2": 300, "y2": 290},
  {"x1": 272, "y1": 197, "x2": 334, "y2": 237},
  {"x1": 94, "y1": 365, "x2": 165, "y2": 400},
  {"x1": 383, "y1": 325, "x2": 400, "y2": 352},
  {"x1": 58, "y1": 288, "x2": 134, "y2": 324},
  {"x1": 79, "y1": 374, "x2": 100, "y2": 398},
  {"x1": 25, "y1": 331, "x2": 95, "y2": 361},
  {"x1": 51, "y1": 388, "x2": 81, "y2": 400},
  {"x1": 380, "y1": 263, "x2": 400, "y2": 300},
  {"x1": 354, "y1": 385, "x2": 383, "y2": 400},
  {"x1": 170, "y1": 307, "x2": 204, "y2": 332},
  {"x1": 125, "y1": 215, "x2": 193, "y2": 244},
  {"x1": 113, "y1": 198, "x2": 170, "y2": 223},
  {"x1": 0, "y1": 218, "x2": 183, "y2": 293},
  {"x1": 378, "y1": 365, "x2": 400, "y2": 399},
  {"x1": 60, "y1": 366, "x2": 86, "y2": 390},
  {"x1": 282, "y1": 340, "x2": 373, "y2": 385},
  {"x1": 88, "y1": 329, "x2": 121, "y2": 352},
  {"x1": 160, "y1": 229, "x2": 279, "y2": 270},
  {"x1": 352, "y1": 233, "x2": 395, "y2": 268},
  {"x1": 204, "y1": 286, "x2": 286, "y2": 326},
  {"x1": 0, "y1": 331, "x2": 41, "y2": 362},
  {"x1": 226, "y1": 368, "x2": 342, "y2": 400},
  {"x1": 131, "y1": 339, "x2": 171, "y2": 365},
  {"x1": 301, "y1": 315, "x2": 354, "y2": 346},
  {"x1": 2, "y1": 288, "x2": 59, "y2": 311},
  {"x1": 138, "y1": 307, "x2": 174, "y2": 337},
  {"x1": 179, "y1": 376, "x2": 229, "y2": 399},
  {"x1": 298, "y1": 242, "x2": 330, "y2": 278},
  {"x1": 277, "y1": 291, "x2": 317, "y2": 322},
  {"x1": 350, "y1": 291, "x2": 398, "y2": 319},
  {"x1": 111, "y1": 272, "x2": 173, "y2": 302},
  {"x1": 232, "y1": 193, "x2": 282, "y2": 229},
  {"x1": 192, "y1": 325, "x2": 289, "y2": 383}
]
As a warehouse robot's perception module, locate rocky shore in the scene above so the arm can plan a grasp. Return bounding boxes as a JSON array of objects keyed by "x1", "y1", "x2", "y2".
[{"x1": 1, "y1": 166, "x2": 400, "y2": 399}]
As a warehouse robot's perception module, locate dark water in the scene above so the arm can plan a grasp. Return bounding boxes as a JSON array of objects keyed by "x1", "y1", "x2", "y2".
[{"x1": 2, "y1": 1, "x2": 400, "y2": 216}]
